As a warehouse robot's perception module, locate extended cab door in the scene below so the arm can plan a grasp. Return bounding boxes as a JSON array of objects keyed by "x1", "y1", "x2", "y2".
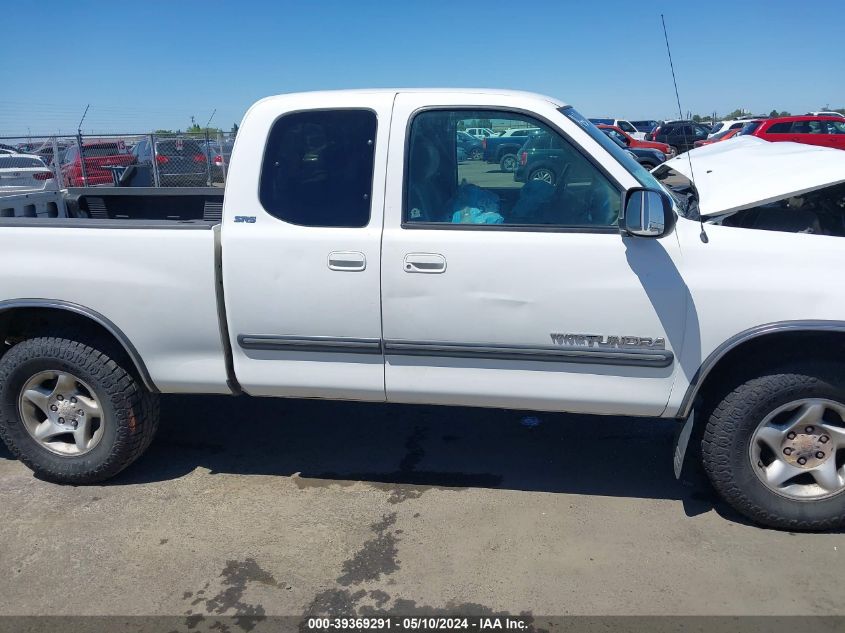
[
  {"x1": 380, "y1": 95, "x2": 687, "y2": 416},
  {"x1": 221, "y1": 93, "x2": 394, "y2": 400}
]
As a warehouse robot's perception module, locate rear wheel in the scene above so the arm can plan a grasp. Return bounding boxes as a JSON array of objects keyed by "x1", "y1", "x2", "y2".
[
  {"x1": 669, "y1": 145, "x2": 680, "y2": 156},
  {"x1": 469, "y1": 148, "x2": 483, "y2": 160},
  {"x1": 528, "y1": 167, "x2": 555, "y2": 185},
  {"x1": 701, "y1": 364, "x2": 845, "y2": 530},
  {"x1": 499, "y1": 153, "x2": 518, "y2": 172},
  {"x1": 0, "y1": 335, "x2": 159, "y2": 484}
]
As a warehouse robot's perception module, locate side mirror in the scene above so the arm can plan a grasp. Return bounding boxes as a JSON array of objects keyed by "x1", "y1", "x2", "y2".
[{"x1": 622, "y1": 188, "x2": 676, "y2": 238}]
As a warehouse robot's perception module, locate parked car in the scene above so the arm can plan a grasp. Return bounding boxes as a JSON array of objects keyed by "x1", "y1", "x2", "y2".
[
  {"x1": 200, "y1": 140, "x2": 235, "y2": 182},
  {"x1": 0, "y1": 144, "x2": 20, "y2": 155},
  {"x1": 4, "y1": 89, "x2": 845, "y2": 532},
  {"x1": 596, "y1": 125, "x2": 675, "y2": 157},
  {"x1": 599, "y1": 130, "x2": 666, "y2": 168},
  {"x1": 708, "y1": 118, "x2": 760, "y2": 139},
  {"x1": 630, "y1": 120, "x2": 659, "y2": 135},
  {"x1": 495, "y1": 127, "x2": 543, "y2": 138},
  {"x1": 131, "y1": 137, "x2": 210, "y2": 186},
  {"x1": 464, "y1": 127, "x2": 496, "y2": 139},
  {"x1": 482, "y1": 128, "x2": 543, "y2": 171},
  {"x1": 647, "y1": 121, "x2": 710, "y2": 154},
  {"x1": 0, "y1": 154, "x2": 58, "y2": 194},
  {"x1": 694, "y1": 128, "x2": 741, "y2": 148},
  {"x1": 456, "y1": 131, "x2": 483, "y2": 159},
  {"x1": 588, "y1": 118, "x2": 644, "y2": 139},
  {"x1": 739, "y1": 116, "x2": 845, "y2": 150},
  {"x1": 60, "y1": 141, "x2": 134, "y2": 187}
]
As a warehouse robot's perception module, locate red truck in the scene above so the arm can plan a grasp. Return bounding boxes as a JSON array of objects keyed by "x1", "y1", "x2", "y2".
[{"x1": 60, "y1": 141, "x2": 135, "y2": 186}]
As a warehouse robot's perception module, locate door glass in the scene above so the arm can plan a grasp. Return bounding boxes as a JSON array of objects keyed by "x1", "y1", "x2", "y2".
[
  {"x1": 826, "y1": 120, "x2": 845, "y2": 134},
  {"x1": 259, "y1": 109, "x2": 377, "y2": 227},
  {"x1": 405, "y1": 110, "x2": 620, "y2": 228}
]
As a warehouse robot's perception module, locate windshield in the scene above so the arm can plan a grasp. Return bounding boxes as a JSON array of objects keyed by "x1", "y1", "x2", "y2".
[
  {"x1": 739, "y1": 121, "x2": 762, "y2": 135},
  {"x1": 561, "y1": 107, "x2": 663, "y2": 191}
]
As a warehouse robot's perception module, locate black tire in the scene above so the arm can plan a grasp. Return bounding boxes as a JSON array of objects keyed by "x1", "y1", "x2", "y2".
[
  {"x1": 528, "y1": 167, "x2": 556, "y2": 185},
  {"x1": 499, "y1": 153, "x2": 518, "y2": 172},
  {"x1": 701, "y1": 363, "x2": 845, "y2": 531},
  {"x1": 0, "y1": 335, "x2": 159, "y2": 484},
  {"x1": 669, "y1": 145, "x2": 680, "y2": 156}
]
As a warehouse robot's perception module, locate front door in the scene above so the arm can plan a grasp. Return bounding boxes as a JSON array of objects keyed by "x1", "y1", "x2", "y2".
[
  {"x1": 222, "y1": 95, "x2": 393, "y2": 400},
  {"x1": 380, "y1": 99, "x2": 687, "y2": 416}
]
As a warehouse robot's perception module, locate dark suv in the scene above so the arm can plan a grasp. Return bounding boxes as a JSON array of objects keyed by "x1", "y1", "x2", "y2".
[
  {"x1": 513, "y1": 132, "x2": 585, "y2": 185},
  {"x1": 129, "y1": 137, "x2": 210, "y2": 186},
  {"x1": 647, "y1": 121, "x2": 709, "y2": 154}
]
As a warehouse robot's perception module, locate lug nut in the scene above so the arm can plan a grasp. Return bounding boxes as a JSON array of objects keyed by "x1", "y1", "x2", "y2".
[
  {"x1": 820, "y1": 435, "x2": 829, "y2": 444},
  {"x1": 70, "y1": 421, "x2": 78, "y2": 428},
  {"x1": 56, "y1": 395, "x2": 63, "y2": 401},
  {"x1": 798, "y1": 457, "x2": 807, "y2": 465},
  {"x1": 58, "y1": 417, "x2": 64, "y2": 424},
  {"x1": 816, "y1": 451, "x2": 825, "y2": 459},
  {"x1": 50, "y1": 405, "x2": 58, "y2": 411},
  {"x1": 787, "y1": 431, "x2": 796, "y2": 440},
  {"x1": 805, "y1": 426, "x2": 814, "y2": 434},
  {"x1": 70, "y1": 397, "x2": 77, "y2": 404},
  {"x1": 78, "y1": 409, "x2": 84, "y2": 416},
  {"x1": 783, "y1": 447, "x2": 793, "y2": 455}
]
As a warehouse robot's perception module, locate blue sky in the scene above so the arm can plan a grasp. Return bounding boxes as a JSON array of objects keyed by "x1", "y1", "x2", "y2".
[{"x1": 1, "y1": 0, "x2": 843, "y2": 136}]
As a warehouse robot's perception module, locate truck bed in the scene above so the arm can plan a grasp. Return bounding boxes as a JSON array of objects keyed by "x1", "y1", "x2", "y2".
[{"x1": 0, "y1": 196, "x2": 231, "y2": 393}]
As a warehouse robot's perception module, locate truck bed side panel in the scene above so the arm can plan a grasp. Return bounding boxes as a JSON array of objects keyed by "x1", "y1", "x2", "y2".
[{"x1": 0, "y1": 223, "x2": 229, "y2": 393}]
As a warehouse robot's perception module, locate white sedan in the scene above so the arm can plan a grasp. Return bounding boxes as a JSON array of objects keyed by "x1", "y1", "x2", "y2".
[{"x1": 0, "y1": 153, "x2": 58, "y2": 195}]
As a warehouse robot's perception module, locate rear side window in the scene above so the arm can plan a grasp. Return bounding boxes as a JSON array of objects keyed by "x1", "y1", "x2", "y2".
[
  {"x1": 766, "y1": 122, "x2": 792, "y2": 134},
  {"x1": 260, "y1": 109, "x2": 376, "y2": 227},
  {"x1": 156, "y1": 139, "x2": 204, "y2": 155},
  {"x1": 82, "y1": 144, "x2": 125, "y2": 157}
]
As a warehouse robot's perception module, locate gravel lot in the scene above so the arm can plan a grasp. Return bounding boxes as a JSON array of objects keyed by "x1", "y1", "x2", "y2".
[{"x1": 1, "y1": 394, "x2": 844, "y2": 625}]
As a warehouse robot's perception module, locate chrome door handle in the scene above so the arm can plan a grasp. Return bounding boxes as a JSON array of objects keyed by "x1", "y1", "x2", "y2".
[
  {"x1": 404, "y1": 253, "x2": 447, "y2": 274},
  {"x1": 328, "y1": 251, "x2": 366, "y2": 272}
]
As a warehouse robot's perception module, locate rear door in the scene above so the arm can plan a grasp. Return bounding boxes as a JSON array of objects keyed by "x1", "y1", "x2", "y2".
[{"x1": 222, "y1": 94, "x2": 393, "y2": 400}]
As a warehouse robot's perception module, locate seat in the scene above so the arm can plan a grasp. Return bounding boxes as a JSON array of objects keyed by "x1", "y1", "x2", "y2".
[{"x1": 407, "y1": 140, "x2": 443, "y2": 222}]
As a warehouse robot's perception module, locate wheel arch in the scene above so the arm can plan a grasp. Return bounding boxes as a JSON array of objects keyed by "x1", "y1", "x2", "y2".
[
  {"x1": 0, "y1": 299, "x2": 157, "y2": 393},
  {"x1": 678, "y1": 321, "x2": 845, "y2": 419}
]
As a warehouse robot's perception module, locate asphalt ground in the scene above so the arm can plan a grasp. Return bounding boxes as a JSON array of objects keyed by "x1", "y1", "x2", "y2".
[{"x1": 1, "y1": 394, "x2": 844, "y2": 630}]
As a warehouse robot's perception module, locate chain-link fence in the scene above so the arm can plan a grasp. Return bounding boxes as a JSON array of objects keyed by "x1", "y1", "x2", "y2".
[{"x1": 0, "y1": 131, "x2": 234, "y2": 188}]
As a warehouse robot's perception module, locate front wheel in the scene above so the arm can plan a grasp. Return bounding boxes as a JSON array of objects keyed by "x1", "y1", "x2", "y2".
[
  {"x1": 701, "y1": 364, "x2": 845, "y2": 530},
  {"x1": 0, "y1": 335, "x2": 159, "y2": 484}
]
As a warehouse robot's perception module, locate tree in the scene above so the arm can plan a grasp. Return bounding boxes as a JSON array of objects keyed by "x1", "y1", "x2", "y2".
[{"x1": 186, "y1": 124, "x2": 222, "y2": 136}]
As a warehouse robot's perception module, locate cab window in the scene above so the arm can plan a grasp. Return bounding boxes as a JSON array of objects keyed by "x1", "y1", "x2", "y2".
[{"x1": 405, "y1": 110, "x2": 620, "y2": 229}]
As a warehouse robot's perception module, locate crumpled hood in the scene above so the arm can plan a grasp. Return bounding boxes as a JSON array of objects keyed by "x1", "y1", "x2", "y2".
[{"x1": 660, "y1": 136, "x2": 845, "y2": 216}]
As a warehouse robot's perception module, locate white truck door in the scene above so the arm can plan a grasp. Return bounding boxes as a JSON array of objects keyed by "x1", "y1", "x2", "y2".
[
  {"x1": 222, "y1": 94, "x2": 393, "y2": 400},
  {"x1": 381, "y1": 99, "x2": 686, "y2": 416}
]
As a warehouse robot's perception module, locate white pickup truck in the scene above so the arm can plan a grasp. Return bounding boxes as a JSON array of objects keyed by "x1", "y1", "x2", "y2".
[{"x1": 1, "y1": 90, "x2": 844, "y2": 530}]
